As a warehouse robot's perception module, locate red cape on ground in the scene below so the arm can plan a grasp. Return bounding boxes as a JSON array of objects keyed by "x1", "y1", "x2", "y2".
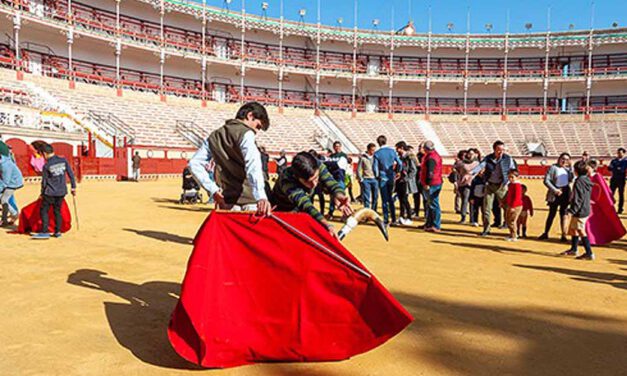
[
  {"x1": 168, "y1": 211, "x2": 413, "y2": 368},
  {"x1": 17, "y1": 198, "x2": 72, "y2": 234},
  {"x1": 586, "y1": 174, "x2": 626, "y2": 245}
]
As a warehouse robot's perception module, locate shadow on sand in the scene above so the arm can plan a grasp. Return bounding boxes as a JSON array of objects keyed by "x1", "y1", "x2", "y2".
[
  {"x1": 394, "y1": 291, "x2": 627, "y2": 375},
  {"x1": 123, "y1": 228, "x2": 193, "y2": 245},
  {"x1": 67, "y1": 269, "x2": 201, "y2": 370},
  {"x1": 514, "y1": 264, "x2": 627, "y2": 291}
]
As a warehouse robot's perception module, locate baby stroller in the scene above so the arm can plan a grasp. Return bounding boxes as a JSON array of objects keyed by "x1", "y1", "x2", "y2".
[{"x1": 179, "y1": 167, "x2": 203, "y2": 204}]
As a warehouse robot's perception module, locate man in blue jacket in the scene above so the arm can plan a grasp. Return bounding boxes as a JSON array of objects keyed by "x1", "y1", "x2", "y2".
[
  {"x1": 608, "y1": 147, "x2": 627, "y2": 214},
  {"x1": 373, "y1": 135, "x2": 402, "y2": 227},
  {"x1": 471, "y1": 140, "x2": 517, "y2": 236},
  {"x1": 32, "y1": 144, "x2": 77, "y2": 239},
  {"x1": 0, "y1": 153, "x2": 23, "y2": 226}
]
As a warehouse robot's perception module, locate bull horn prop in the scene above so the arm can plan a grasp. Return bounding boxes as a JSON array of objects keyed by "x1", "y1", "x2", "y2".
[{"x1": 338, "y1": 208, "x2": 389, "y2": 241}]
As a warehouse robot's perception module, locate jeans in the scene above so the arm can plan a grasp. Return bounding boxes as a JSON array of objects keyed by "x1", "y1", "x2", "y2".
[
  {"x1": 544, "y1": 185, "x2": 570, "y2": 235},
  {"x1": 41, "y1": 195, "x2": 64, "y2": 234},
  {"x1": 425, "y1": 184, "x2": 442, "y2": 229},
  {"x1": 396, "y1": 181, "x2": 411, "y2": 219},
  {"x1": 482, "y1": 183, "x2": 508, "y2": 232},
  {"x1": 470, "y1": 197, "x2": 483, "y2": 224},
  {"x1": 361, "y1": 178, "x2": 378, "y2": 211},
  {"x1": 327, "y1": 180, "x2": 346, "y2": 217},
  {"x1": 1, "y1": 189, "x2": 17, "y2": 225},
  {"x1": 459, "y1": 185, "x2": 471, "y2": 220},
  {"x1": 378, "y1": 178, "x2": 396, "y2": 224},
  {"x1": 610, "y1": 179, "x2": 625, "y2": 212},
  {"x1": 132, "y1": 168, "x2": 140, "y2": 181}
]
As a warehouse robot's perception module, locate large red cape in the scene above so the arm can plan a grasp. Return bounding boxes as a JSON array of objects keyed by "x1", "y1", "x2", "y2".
[
  {"x1": 586, "y1": 174, "x2": 626, "y2": 245},
  {"x1": 168, "y1": 211, "x2": 413, "y2": 368},
  {"x1": 17, "y1": 198, "x2": 72, "y2": 234}
]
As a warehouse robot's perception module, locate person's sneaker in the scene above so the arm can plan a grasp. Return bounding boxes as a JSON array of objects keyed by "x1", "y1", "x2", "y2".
[
  {"x1": 426, "y1": 227, "x2": 441, "y2": 233},
  {"x1": 417, "y1": 224, "x2": 427, "y2": 230},
  {"x1": 560, "y1": 249, "x2": 577, "y2": 256},
  {"x1": 31, "y1": 233, "x2": 51, "y2": 240},
  {"x1": 458, "y1": 217, "x2": 466, "y2": 224},
  {"x1": 538, "y1": 233, "x2": 549, "y2": 240},
  {"x1": 471, "y1": 222, "x2": 479, "y2": 227},
  {"x1": 401, "y1": 218, "x2": 413, "y2": 226},
  {"x1": 53, "y1": 232, "x2": 62, "y2": 238},
  {"x1": 498, "y1": 224, "x2": 507, "y2": 230},
  {"x1": 479, "y1": 230, "x2": 491, "y2": 237},
  {"x1": 576, "y1": 253, "x2": 595, "y2": 261},
  {"x1": 390, "y1": 221, "x2": 402, "y2": 227}
]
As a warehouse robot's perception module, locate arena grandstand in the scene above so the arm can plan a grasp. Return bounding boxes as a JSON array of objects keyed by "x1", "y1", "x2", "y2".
[{"x1": 0, "y1": 0, "x2": 626, "y2": 179}]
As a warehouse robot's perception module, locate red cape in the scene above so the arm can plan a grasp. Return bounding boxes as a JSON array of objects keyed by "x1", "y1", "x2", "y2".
[
  {"x1": 17, "y1": 198, "x2": 72, "y2": 234},
  {"x1": 586, "y1": 174, "x2": 626, "y2": 245},
  {"x1": 168, "y1": 211, "x2": 413, "y2": 368}
]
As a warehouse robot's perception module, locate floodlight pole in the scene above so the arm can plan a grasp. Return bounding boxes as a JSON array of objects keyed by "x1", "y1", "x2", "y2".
[
  {"x1": 501, "y1": 10, "x2": 510, "y2": 121},
  {"x1": 314, "y1": 0, "x2": 321, "y2": 115},
  {"x1": 159, "y1": 0, "x2": 166, "y2": 101},
  {"x1": 12, "y1": 2, "x2": 22, "y2": 80},
  {"x1": 115, "y1": 0, "x2": 122, "y2": 96},
  {"x1": 542, "y1": 7, "x2": 551, "y2": 121},
  {"x1": 425, "y1": 7, "x2": 432, "y2": 120},
  {"x1": 387, "y1": 9, "x2": 395, "y2": 120},
  {"x1": 584, "y1": 3, "x2": 595, "y2": 120},
  {"x1": 463, "y1": 8, "x2": 470, "y2": 117},
  {"x1": 201, "y1": 0, "x2": 208, "y2": 106},
  {"x1": 351, "y1": 0, "x2": 358, "y2": 118},
  {"x1": 239, "y1": 0, "x2": 246, "y2": 104},
  {"x1": 278, "y1": 0, "x2": 284, "y2": 113}
]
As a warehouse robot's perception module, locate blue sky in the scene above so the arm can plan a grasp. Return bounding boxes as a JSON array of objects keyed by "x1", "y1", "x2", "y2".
[{"x1": 197, "y1": 0, "x2": 626, "y2": 34}]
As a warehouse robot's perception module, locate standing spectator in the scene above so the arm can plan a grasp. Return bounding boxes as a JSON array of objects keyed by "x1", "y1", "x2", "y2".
[
  {"x1": 373, "y1": 135, "x2": 402, "y2": 227},
  {"x1": 0, "y1": 153, "x2": 23, "y2": 227},
  {"x1": 504, "y1": 170, "x2": 523, "y2": 241},
  {"x1": 455, "y1": 148, "x2": 479, "y2": 223},
  {"x1": 608, "y1": 147, "x2": 627, "y2": 214},
  {"x1": 131, "y1": 152, "x2": 141, "y2": 182},
  {"x1": 275, "y1": 150, "x2": 288, "y2": 178},
  {"x1": 517, "y1": 184, "x2": 534, "y2": 238},
  {"x1": 581, "y1": 151, "x2": 590, "y2": 162},
  {"x1": 31, "y1": 144, "x2": 76, "y2": 238},
  {"x1": 259, "y1": 146, "x2": 270, "y2": 182},
  {"x1": 471, "y1": 140, "x2": 517, "y2": 236},
  {"x1": 258, "y1": 146, "x2": 271, "y2": 197},
  {"x1": 326, "y1": 142, "x2": 349, "y2": 219},
  {"x1": 539, "y1": 153, "x2": 573, "y2": 242},
  {"x1": 357, "y1": 143, "x2": 378, "y2": 210},
  {"x1": 560, "y1": 160, "x2": 595, "y2": 260},
  {"x1": 395, "y1": 141, "x2": 418, "y2": 226},
  {"x1": 413, "y1": 143, "x2": 426, "y2": 218},
  {"x1": 469, "y1": 170, "x2": 486, "y2": 227},
  {"x1": 420, "y1": 141, "x2": 443, "y2": 232},
  {"x1": 0, "y1": 135, "x2": 10, "y2": 159},
  {"x1": 345, "y1": 157, "x2": 355, "y2": 202},
  {"x1": 451, "y1": 150, "x2": 466, "y2": 214}
]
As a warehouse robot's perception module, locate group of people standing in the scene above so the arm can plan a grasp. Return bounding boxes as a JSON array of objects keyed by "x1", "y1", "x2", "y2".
[{"x1": 356, "y1": 137, "x2": 444, "y2": 232}]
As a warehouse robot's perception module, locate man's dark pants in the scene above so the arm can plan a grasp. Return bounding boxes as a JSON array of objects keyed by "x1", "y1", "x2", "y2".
[
  {"x1": 41, "y1": 195, "x2": 64, "y2": 233},
  {"x1": 610, "y1": 178, "x2": 625, "y2": 213}
]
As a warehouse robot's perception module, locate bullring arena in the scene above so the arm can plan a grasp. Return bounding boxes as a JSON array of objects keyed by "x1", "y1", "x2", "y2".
[{"x1": 1, "y1": 0, "x2": 627, "y2": 374}]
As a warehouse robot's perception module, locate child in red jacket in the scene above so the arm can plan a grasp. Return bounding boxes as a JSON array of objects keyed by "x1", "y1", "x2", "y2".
[
  {"x1": 505, "y1": 169, "x2": 523, "y2": 241},
  {"x1": 517, "y1": 184, "x2": 534, "y2": 238}
]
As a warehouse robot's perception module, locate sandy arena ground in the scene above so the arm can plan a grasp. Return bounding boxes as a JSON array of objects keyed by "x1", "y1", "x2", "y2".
[{"x1": 1, "y1": 178, "x2": 626, "y2": 376}]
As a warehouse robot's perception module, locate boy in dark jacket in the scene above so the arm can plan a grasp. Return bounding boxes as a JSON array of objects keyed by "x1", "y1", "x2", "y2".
[
  {"x1": 561, "y1": 160, "x2": 594, "y2": 260},
  {"x1": 32, "y1": 144, "x2": 77, "y2": 239}
]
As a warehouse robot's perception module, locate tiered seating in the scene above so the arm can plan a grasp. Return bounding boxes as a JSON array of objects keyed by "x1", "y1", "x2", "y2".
[
  {"x1": 9, "y1": 69, "x2": 321, "y2": 151},
  {"x1": 331, "y1": 114, "x2": 427, "y2": 150},
  {"x1": 430, "y1": 119, "x2": 626, "y2": 157}
]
